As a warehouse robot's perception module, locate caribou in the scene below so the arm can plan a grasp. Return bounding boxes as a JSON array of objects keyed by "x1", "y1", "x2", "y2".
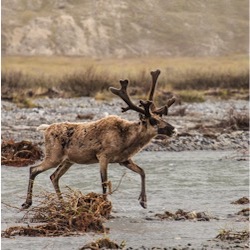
[{"x1": 22, "y1": 69, "x2": 176, "y2": 209}]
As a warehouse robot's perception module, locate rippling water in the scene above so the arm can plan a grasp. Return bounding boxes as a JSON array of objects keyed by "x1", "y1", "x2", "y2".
[{"x1": 2, "y1": 150, "x2": 249, "y2": 249}]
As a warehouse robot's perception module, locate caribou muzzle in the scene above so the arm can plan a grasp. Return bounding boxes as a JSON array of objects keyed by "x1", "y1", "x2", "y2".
[{"x1": 158, "y1": 122, "x2": 177, "y2": 137}]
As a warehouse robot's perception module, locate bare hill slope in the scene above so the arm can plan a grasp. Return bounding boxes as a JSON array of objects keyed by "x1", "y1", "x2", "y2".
[{"x1": 2, "y1": 0, "x2": 249, "y2": 57}]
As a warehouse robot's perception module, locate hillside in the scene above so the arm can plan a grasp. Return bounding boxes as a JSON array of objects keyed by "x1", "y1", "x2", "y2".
[{"x1": 2, "y1": 0, "x2": 249, "y2": 57}]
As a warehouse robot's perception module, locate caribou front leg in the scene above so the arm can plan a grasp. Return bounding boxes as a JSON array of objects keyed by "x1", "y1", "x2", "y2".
[
  {"x1": 98, "y1": 155, "x2": 109, "y2": 195},
  {"x1": 120, "y1": 159, "x2": 147, "y2": 209}
]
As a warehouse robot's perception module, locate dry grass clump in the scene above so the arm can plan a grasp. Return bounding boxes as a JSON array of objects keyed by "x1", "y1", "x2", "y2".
[
  {"x1": 58, "y1": 67, "x2": 113, "y2": 97},
  {"x1": 236, "y1": 208, "x2": 250, "y2": 219},
  {"x1": 154, "y1": 209, "x2": 216, "y2": 221},
  {"x1": 2, "y1": 190, "x2": 112, "y2": 237},
  {"x1": 1, "y1": 139, "x2": 43, "y2": 167},
  {"x1": 216, "y1": 229, "x2": 249, "y2": 242},
  {"x1": 171, "y1": 69, "x2": 249, "y2": 90},
  {"x1": 1, "y1": 70, "x2": 51, "y2": 90},
  {"x1": 1, "y1": 67, "x2": 113, "y2": 100},
  {"x1": 80, "y1": 237, "x2": 125, "y2": 250},
  {"x1": 191, "y1": 109, "x2": 249, "y2": 136},
  {"x1": 1, "y1": 70, "x2": 54, "y2": 106},
  {"x1": 231, "y1": 197, "x2": 249, "y2": 205},
  {"x1": 177, "y1": 90, "x2": 205, "y2": 103},
  {"x1": 1, "y1": 70, "x2": 53, "y2": 97},
  {"x1": 218, "y1": 108, "x2": 249, "y2": 131}
]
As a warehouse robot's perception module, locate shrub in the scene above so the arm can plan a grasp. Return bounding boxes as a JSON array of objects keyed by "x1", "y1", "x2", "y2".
[
  {"x1": 170, "y1": 69, "x2": 249, "y2": 90},
  {"x1": 59, "y1": 67, "x2": 112, "y2": 97}
]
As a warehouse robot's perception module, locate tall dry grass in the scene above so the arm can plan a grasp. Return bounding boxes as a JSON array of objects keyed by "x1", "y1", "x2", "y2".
[{"x1": 2, "y1": 55, "x2": 249, "y2": 102}]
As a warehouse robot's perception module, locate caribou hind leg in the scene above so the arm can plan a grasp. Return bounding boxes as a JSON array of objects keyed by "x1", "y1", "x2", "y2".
[
  {"x1": 21, "y1": 158, "x2": 62, "y2": 209},
  {"x1": 50, "y1": 160, "x2": 73, "y2": 200}
]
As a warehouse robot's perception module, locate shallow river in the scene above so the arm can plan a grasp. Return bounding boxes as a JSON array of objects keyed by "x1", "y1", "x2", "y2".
[{"x1": 2, "y1": 150, "x2": 249, "y2": 249}]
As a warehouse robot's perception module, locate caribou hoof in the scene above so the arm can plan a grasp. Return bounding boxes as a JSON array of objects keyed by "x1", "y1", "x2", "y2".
[
  {"x1": 138, "y1": 194, "x2": 147, "y2": 209},
  {"x1": 21, "y1": 201, "x2": 32, "y2": 210},
  {"x1": 139, "y1": 200, "x2": 147, "y2": 209}
]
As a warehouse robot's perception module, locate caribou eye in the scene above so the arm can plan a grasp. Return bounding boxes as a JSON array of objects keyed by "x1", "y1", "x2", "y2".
[{"x1": 149, "y1": 117, "x2": 158, "y2": 126}]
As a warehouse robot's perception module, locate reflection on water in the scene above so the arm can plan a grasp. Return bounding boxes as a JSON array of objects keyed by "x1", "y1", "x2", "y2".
[{"x1": 2, "y1": 150, "x2": 249, "y2": 249}]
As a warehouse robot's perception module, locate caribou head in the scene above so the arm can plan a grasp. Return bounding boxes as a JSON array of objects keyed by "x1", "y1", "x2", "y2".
[{"x1": 109, "y1": 69, "x2": 176, "y2": 138}]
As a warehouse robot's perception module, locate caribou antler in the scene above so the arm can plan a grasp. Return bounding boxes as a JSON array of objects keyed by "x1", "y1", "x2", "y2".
[
  {"x1": 109, "y1": 80, "x2": 150, "y2": 116},
  {"x1": 148, "y1": 69, "x2": 176, "y2": 116},
  {"x1": 148, "y1": 69, "x2": 161, "y2": 102},
  {"x1": 152, "y1": 97, "x2": 176, "y2": 116},
  {"x1": 109, "y1": 70, "x2": 175, "y2": 117}
]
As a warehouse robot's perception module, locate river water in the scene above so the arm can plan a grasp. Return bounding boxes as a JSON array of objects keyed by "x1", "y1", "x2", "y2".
[{"x1": 1, "y1": 150, "x2": 249, "y2": 249}]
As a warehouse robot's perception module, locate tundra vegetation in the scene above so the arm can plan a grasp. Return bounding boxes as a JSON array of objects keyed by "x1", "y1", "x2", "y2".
[{"x1": 2, "y1": 55, "x2": 249, "y2": 106}]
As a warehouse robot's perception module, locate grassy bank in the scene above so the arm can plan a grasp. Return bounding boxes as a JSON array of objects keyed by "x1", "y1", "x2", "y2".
[{"x1": 2, "y1": 55, "x2": 249, "y2": 104}]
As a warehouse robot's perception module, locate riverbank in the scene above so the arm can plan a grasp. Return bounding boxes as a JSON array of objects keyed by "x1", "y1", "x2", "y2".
[{"x1": 1, "y1": 97, "x2": 249, "y2": 154}]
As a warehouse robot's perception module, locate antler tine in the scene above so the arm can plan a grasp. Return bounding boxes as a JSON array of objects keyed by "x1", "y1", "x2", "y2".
[
  {"x1": 153, "y1": 97, "x2": 176, "y2": 116},
  {"x1": 109, "y1": 80, "x2": 146, "y2": 115},
  {"x1": 167, "y1": 97, "x2": 176, "y2": 108},
  {"x1": 148, "y1": 69, "x2": 176, "y2": 116},
  {"x1": 148, "y1": 69, "x2": 161, "y2": 101}
]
